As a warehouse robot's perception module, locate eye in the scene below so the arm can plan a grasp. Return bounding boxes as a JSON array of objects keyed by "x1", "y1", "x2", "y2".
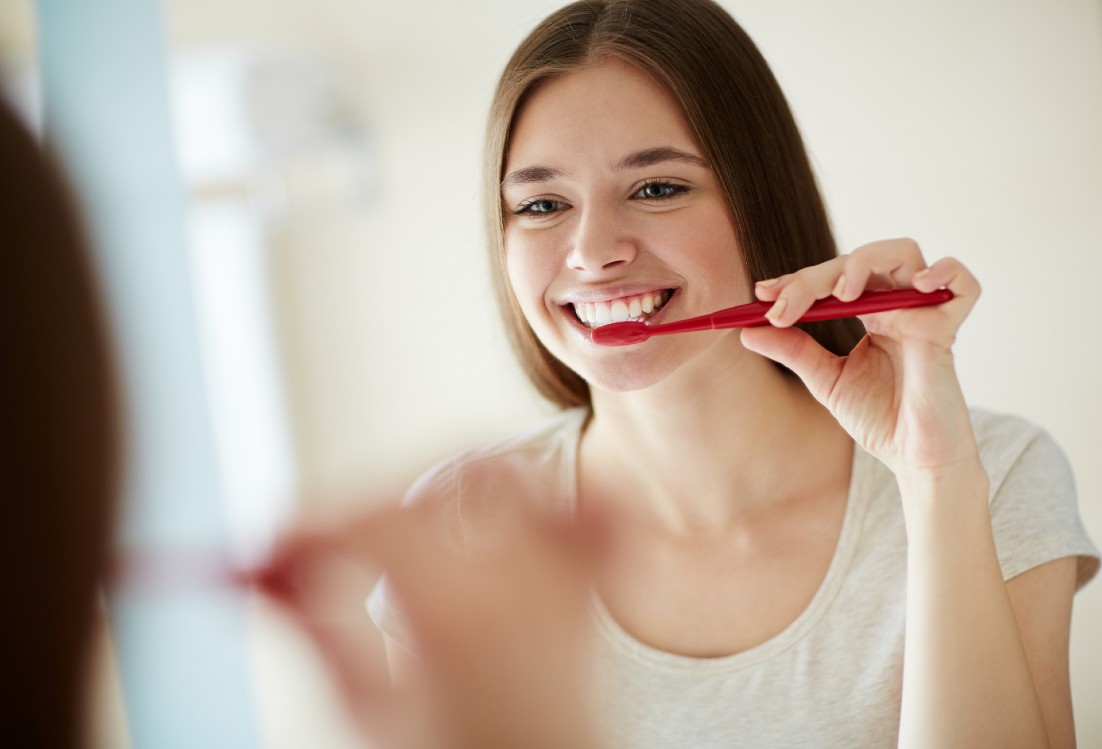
[
  {"x1": 633, "y1": 180, "x2": 689, "y2": 201},
  {"x1": 512, "y1": 197, "x2": 569, "y2": 216}
]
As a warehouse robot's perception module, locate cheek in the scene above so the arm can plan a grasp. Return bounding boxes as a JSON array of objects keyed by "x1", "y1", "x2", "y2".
[
  {"x1": 677, "y1": 218, "x2": 748, "y2": 296},
  {"x1": 506, "y1": 269, "x2": 544, "y2": 327},
  {"x1": 505, "y1": 234, "x2": 561, "y2": 318}
]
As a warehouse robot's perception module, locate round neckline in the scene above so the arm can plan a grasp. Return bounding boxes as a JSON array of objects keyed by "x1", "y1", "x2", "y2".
[{"x1": 562, "y1": 415, "x2": 871, "y2": 673}]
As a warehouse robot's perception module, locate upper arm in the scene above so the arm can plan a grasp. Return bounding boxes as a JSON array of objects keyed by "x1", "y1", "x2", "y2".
[{"x1": 1006, "y1": 556, "x2": 1078, "y2": 749}]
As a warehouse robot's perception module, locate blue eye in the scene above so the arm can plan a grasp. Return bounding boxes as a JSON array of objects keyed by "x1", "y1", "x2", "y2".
[
  {"x1": 634, "y1": 181, "x2": 688, "y2": 200},
  {"x1": 513, "y1": 198, "x2": 568, "y2": 216}
]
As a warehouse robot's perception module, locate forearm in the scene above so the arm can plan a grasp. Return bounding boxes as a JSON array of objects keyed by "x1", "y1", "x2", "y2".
[{"x1": 897, "y1": 463, "x2": 1049, "y2": 749}]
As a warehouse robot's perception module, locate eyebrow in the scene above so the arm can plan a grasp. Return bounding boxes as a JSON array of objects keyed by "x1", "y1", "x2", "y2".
[
  {"x1": 500, "y1": 165, "x2": 566, "y2": 189},
  {"x1": 614, "y1": 146, "x2": 708, "y2": 171},
  {"x1": 500, "y1": 146, "x2": 709, "y2": 190}
]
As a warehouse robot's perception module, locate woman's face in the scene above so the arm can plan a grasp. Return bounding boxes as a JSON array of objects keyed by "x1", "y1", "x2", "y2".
[{"x1": 502, "y1": 57, "x2": 751, "y2": 393}]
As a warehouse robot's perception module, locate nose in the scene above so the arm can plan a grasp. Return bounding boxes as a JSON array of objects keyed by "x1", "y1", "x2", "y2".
[{"x1": 566, "y1": 208, "x2": 637, "y2": 272}]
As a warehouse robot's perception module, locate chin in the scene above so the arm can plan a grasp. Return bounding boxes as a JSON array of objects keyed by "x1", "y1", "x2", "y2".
[
  {"x1": 568, "y1": 349, "x2": 683, "y2": 394},
  {"x1": 552, "y1": 327, "x2": 746, "y2": 398},
  {"x1": 587, "y1": 370, "x2": 667, "y2": 394}
]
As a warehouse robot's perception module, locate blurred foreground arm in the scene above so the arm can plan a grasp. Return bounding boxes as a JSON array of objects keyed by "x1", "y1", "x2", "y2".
[{"x1": 256, "y1": 503, "x2": 603, "y2": 749}]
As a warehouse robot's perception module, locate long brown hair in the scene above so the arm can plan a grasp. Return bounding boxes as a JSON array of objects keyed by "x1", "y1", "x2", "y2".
[
  {"x1": 484, "y1": 0, "x2": 864, "y2": 409},
  {"x1": 0, "y1": 101, "x2": 119, "y2": 748}
]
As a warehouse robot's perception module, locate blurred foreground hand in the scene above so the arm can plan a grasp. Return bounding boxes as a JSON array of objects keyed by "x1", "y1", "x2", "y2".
[{"x1": 254, "y1": 502, "x2": 604, "y2": 749}]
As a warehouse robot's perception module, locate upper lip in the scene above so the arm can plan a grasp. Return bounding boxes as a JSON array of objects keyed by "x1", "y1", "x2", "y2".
[{"x1": 558, "y1": 283, "x2": 676, "y2": 305}]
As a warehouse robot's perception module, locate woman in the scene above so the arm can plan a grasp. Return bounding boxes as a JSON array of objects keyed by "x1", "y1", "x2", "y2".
[{"x1": 363, "y1": 0, "x2": 1098, "y2": 746}]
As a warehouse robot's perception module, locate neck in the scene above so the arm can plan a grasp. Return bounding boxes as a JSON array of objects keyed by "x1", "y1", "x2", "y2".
[{"x1": 580, "y1": 338, "x2": 852, "y2": 534}]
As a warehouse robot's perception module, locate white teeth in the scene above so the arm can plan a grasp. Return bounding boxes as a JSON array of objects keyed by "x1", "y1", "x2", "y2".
[{"x1": 571, "y1": 290, "x2": 670, "y2": 328}]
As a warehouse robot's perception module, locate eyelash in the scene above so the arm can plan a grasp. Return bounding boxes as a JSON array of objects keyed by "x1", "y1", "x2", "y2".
[
  {"x1": 511, "y1": 198, "x2": 567, "y2": 217},
  {"x1": 510, "y1": 180, "x2": 690, "y2": 217},
  {"x1": 633, "y1": 179, "x2": 690, "y2": 201}
]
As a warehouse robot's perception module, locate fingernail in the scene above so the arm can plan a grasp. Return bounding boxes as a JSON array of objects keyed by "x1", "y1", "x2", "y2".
[
  {"x1": 914, "y1": 268, "x2": 930, "y2": 279},
  {"x1": 756, "y1": 278, "x2": 780, "y2": 288},
  {"x1": 832, "y1": 276, "x2": 846, "y2": 298}
]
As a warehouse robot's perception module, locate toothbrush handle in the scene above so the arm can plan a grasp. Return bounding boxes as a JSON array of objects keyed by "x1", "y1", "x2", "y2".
[
  {"x1": 791, "y1": 287, "x2": 954, "y2": 324},
  {"x1": 711, "y1": 287, "x2": 955, "y2": 329}
]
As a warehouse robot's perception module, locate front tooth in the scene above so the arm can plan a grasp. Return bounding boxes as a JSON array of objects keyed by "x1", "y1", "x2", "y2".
[
  {"x1": 611, "y1": 300, "x2": 629, "y2": 322},
  {"x1": 628, "y1": 298, "x2": 642, "y2": 317},
  {"x1": 595, "y1": 302, "x2": 611, "y2": 324},
  {"x1": 641, "y1": 295, "x2": 654, "y2": 314}
]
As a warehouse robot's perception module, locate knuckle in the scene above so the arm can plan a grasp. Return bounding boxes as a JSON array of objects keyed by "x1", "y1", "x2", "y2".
[
  {"x1": 897, "y1": 237, "x2": 921, "y2": 253},
  {"x1": 841, "y1": 251, "x2": 866, "y2": 275},
  {"x1": 898, "y1": 238, "x2": 926, "y2": 265},
  {"x1": 969, "y1": 273, "x2": 982, "y2": 297}
]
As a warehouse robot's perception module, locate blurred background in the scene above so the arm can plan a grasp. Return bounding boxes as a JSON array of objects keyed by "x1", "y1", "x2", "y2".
[{"x1": 2, "y1": 0, "x2": 1100, "y2": 746}]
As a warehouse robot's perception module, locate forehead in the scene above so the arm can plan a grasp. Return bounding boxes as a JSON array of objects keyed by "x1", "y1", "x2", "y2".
[{"x1": 506, "y1": 57, "x2": 700, "y2": 171}]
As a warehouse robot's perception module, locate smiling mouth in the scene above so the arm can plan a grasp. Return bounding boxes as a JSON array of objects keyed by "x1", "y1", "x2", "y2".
[{"x1": 569, "y1": 290, "x2": 672, "y2": 329}]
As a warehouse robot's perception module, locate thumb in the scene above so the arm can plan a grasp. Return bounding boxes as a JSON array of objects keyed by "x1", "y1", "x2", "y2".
[{"x1": 739, "y1": 326, "x2": 843, "y2": 406}]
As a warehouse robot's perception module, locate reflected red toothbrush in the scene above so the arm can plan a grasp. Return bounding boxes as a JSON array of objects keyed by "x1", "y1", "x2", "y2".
[{"x1": 590, "y1": 287, "x2": 954, "y2": 346}]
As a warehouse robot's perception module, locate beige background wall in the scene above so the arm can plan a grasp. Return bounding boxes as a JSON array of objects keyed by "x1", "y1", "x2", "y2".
[{"x1": 3, "y1": 0, "x2": 1099, "y2": 745}]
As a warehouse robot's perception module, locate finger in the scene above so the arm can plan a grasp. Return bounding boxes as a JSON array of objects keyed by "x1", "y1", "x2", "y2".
[
  {"x1": 254, "y1": 543, "x2": 398, "y2": 736},
  {"x1": 858, "y1": 256, "x2": 980, "y2": 344},
  {"x1": 758, "y1": 258, "x2": 847, "y2": 326},
  {"x1": 753, "y1": 273, "x2": 792, "y2": 302},
  {"x1": 250, "y1": 507, "x2": 389, "y2": 603},
  {"x1": 740, "y1": 326, "x2": 845, "y2": 406},
  {"x1": 261, "y1": 505, "x2": 449, "y2": 597},
  {"x1": 834, "y1": 238, "x2": 927, "y2": 301},
  {"x1": 912, "y1": 256, "x2": 981, "y2": 316},
  {"x1": 761, "y1": 239, "x2": 931, "y2": 327}
]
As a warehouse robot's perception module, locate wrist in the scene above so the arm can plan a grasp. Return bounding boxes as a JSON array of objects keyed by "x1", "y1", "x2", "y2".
[{"x1": 894, "y1": 458, "x2": 990, "y2": 511}]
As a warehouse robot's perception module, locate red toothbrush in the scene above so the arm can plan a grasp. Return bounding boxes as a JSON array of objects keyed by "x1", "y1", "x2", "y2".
[{"x1": 590, "y1": 287, "x2": 954, "y2": 346}]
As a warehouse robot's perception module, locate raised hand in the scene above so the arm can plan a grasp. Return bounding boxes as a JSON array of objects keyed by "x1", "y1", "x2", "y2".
[
  {"x1": 254, "y1": 502, "x2": 604, "y2": 749},
  {"x1": 740, "y1": 238, "x2": 983, "y2": 481}
]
